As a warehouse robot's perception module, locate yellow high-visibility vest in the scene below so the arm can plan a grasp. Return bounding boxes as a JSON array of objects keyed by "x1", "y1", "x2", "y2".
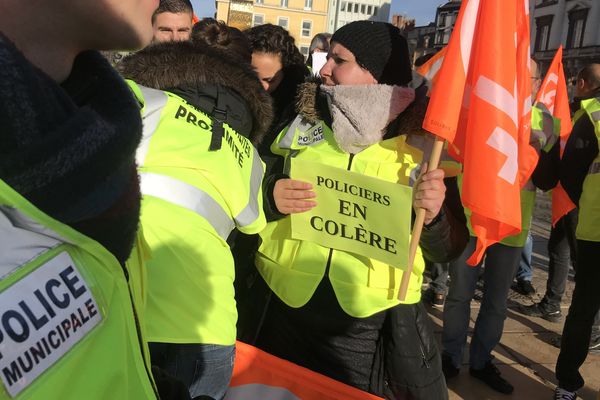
[
  {"x1": 127, "y1": 81, "x2": 266, "y2": 346},
  {"x1": 575, "y1": 97, "x2": 600, "y2": 242},
  {"x1": 0, "y1": 179, "x2": 157, "y2": 399},
  {"x1": 256, "y1": 115, "x2": 427, "y2": 317}
]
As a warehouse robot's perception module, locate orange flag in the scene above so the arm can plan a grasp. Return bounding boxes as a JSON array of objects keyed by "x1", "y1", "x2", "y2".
[
  {"x1": 534, "y1": 46, "x2": 576, "y2": 225},
  {"x1": 226, "y1": 342, "x2": 384, "y2": 400},
  {"x1": 416, "y1": 47, "x2": 447, "y2": 91},
  {"x1": 422, "y1": 0, "x2": 538, "y2": 265}
]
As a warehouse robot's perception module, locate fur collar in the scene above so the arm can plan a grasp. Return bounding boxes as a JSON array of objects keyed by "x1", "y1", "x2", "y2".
[
  {"x1": 118, "y1": 42, "x2": 273, "y2": 144},
  {"x1": 297, "y1": 83, "x2": 415, "y2": 153}
]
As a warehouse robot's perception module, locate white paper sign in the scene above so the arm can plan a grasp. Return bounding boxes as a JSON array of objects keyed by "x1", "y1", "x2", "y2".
[{"x1": 311, "y1": 52, "x2": 328, "y2": 77}]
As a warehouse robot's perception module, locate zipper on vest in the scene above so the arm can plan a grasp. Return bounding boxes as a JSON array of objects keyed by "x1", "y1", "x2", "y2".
[
  {"x1": 325, "y1": 153, "x2": 355, "y2": 276},
  {"x1": 120, "y1": 264, "x2": 161, "y2": 398},
  {"x1": 347, "y1": 153, "x2": 355, "y2": 171}
]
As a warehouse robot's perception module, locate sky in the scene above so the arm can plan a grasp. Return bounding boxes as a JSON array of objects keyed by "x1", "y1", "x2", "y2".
[
  {"x1": 391, "y1": 0, "x2": 442, "y2": 26},
  {"x1": 191, "y1": 0, "x2": 441, "y2": 26}
]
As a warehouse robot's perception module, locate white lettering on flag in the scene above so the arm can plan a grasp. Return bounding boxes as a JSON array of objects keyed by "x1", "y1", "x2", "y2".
[{"x1": 486, "y1": 127, "x2": 519, "y2": 184}]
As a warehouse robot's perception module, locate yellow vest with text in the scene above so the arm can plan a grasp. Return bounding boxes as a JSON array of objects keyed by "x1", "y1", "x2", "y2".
[
  {"x1": 256, "y1": 116, "x2": 428, "y2": 318},
  {"x1": 0, "y1": 180, "x2": 157, "y2": 399},
  {"x1": 127, "y1": 81, "x2": 266, "y2": 346},
  {"x1": 575, "y1": 97, "x2": 600, "y2": 242}
]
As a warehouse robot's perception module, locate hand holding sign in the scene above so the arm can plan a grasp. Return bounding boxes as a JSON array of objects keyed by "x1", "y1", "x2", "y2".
[
  {"x1": 274, "y1": 178, "x2": 317, "y2": 214},
  {"x1": 412, "y1": 164, "x2": 446, "y2": 225}
]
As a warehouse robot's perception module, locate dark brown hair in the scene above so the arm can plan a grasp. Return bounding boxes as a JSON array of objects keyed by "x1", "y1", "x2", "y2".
[{"x1": 191, "y1": 18, "x2": 252, "y2": 64}]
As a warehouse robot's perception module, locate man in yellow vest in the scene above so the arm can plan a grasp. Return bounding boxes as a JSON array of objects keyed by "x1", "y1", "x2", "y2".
[
  {"x1": 119, "y1": 40, "x2": 272, "y2": 399},
  {"x1": 0, "y1": 0, "x2": 178, "y2": 398},
  {"x1": 554, "y1": 64, "x2": 600, "y2": 400}
]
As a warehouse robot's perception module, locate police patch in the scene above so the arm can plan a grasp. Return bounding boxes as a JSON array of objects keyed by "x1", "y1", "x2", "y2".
[
  {"x1": 0, "y1": 252, "x2": 102, "y2": 397},
  {"x1": 297, "y1": 123, "x2": 325, "y2": 146}
]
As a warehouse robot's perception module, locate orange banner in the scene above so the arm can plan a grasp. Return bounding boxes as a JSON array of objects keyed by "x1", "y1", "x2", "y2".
[
  {"x1": 227, "y1": 341, "x2": 384, "y2": 400},
  {"x1": 534, "y1": 46, "x2": 576, "y2": 225},
  {"x1": 423, "y1": 0, "x2": 537, "y2": 265}
]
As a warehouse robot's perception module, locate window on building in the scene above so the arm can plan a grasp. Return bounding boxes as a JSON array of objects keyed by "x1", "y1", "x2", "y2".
[
  {"x1": 566, "y1": 8, "x2": 588, "y2": 49},
  {"x1": 367, "y1": 5, "x2": 372, "y2": 14},
  {"x1": 253, "y1": 14, "x2": 264, "y2": 26},
  {"x1": 441, "y1": 28, "x2": 451, "y2": 44},
  {"x1": 302, "y1": 20, "x2": 312, "y2": 37},
  {"x1": 341, "y1": 1, "x2": 346, "y2": 11},
  {"x1": 360, "y1": 4, "x2": 366, "y2": 13},
  {"x1": 300, "y1": 46, "x2": 309, "y2": 59},
  {"x1": 373, "y1": 6, "x2": 379, "y2": 15},
  {"x1": 277, "y1": 17, "x2": 289, "y2": 30},
  {"x1": 354, "y1": 3, "x2": 359, "y2": 13},
  {"x1": 438, "y1": 12, "x2": 446, "y2": 27},
  {"x1": 281, "y1": 0, "x2": 288, "y2": 7},
  {"x1": 445, "y1": 14, "x2": 453, "y2": 28},
  {"x1": 304, "y1": 0, "x2": 312, "y2": 9},
  {"x1": 534, "y1": 15, "x2": 553, "y2": 51}
]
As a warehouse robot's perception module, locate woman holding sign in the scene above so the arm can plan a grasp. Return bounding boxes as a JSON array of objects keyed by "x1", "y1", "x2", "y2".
[{"x1": 251, "y1": 21, "x2": 468, "y2": 400}]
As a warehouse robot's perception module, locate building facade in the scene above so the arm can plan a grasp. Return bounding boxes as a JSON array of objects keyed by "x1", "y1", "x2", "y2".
[
  {"x1": 532, "y1": 0, "x2": 600, "y2": 83},
  {"x1": 433, "y1": 0, "x2": 461, "y2": 49},
  {"x1": 215, "y1": 0, "x2": 329, "y2": 57},
  {"x1": 326, "y1": 0, "x2": 391, "y2": 33},
  {"x1": 406, "y1": 23, "x2": 437, "y2": 64}
]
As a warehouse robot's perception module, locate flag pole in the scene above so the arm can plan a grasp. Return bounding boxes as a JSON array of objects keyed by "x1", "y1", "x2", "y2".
[{"x1": 398, "y1": 137, "x2": 445, "y2": 301}]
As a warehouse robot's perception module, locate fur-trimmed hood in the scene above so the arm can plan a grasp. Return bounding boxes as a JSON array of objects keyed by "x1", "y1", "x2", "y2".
[
  {"x1": 295, "y1": 81, "x2": 428, "y2": 153},
  {"x1": 118, "y1": 41, "x2": 273, "y2": 144}
]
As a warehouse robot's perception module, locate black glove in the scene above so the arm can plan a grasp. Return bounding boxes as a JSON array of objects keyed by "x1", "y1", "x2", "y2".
[{"x1": 151, "y1": 366, "x2": 192, "y2": 400}]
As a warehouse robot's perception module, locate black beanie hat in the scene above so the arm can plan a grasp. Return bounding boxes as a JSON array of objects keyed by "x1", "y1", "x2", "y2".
[{"x1": 331, "y1": 20, "x2": 412, "y2": 86}]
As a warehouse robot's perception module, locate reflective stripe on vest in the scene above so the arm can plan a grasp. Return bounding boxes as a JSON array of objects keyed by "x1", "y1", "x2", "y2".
[
  {"x1": 0, "y1": 205, "x2": 64, "y2": 278},
  {"x1": 140, "y1": 172, "x2": 235, "y2": 240},
  {"x1": 137, "y1": 85, "x2": 169, "y2": 165},
  {"x1": 589, "y1": 161, "x2": 600, "y2": 175},
  {"x1": 235, "y1": 150, "x2": 264, "y2": 228},
  {"x1": 591, "y1": 110, "x2": 600, "y2": 123}
]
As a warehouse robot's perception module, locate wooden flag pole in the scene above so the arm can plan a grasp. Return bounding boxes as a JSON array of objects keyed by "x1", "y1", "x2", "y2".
[{"x1": 398, "y1": 137, "x2": 446, "y2": 301}]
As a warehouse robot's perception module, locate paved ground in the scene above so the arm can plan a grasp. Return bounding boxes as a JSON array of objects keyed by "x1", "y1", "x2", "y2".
[{"x1": 428, "y1": 193, "x2": 600, "y2": 400}]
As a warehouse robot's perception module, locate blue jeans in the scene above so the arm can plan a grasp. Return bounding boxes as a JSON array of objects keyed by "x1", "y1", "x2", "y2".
[
  {"x1": 425, "y1": 259, "x2": 449, "y2": 294},
  {"x1": 515, "y1": 232, "x2": 533, "y2": 282},
  {"x1": 442, "y1": 237, "x2": 522, "y2": 370},
  {"x1": 150, "y1": 342, "x2": 235, "y2": 400}
]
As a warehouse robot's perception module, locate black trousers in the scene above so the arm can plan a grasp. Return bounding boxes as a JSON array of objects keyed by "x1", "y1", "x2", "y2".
[
  {"x1": 255, "y1": 276, "x2": 447, "y2": 399},
  {"x1": 556, "y1": 240, "x2": 600, "y2": 392}
]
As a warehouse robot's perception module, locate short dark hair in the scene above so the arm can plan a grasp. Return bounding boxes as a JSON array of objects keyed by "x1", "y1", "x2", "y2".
[
  {"x1": 577, "y1": 63, "x2": 600, "y2": 89},
  {"x1": 191, "y1": 19, "x2": 252, "y2": 64},
  {"x1": 244, "y1": 24, "x2": 304, "y2": 68},
  {"x1": 309, "y1": 32, "x2": 332, "y2": 54},
  {"x1": 152, "y1": 0, "x2": 193, "y2": 23},
  {"x1": 413, "y1": 52, "x2": 435, "y2": 68}
]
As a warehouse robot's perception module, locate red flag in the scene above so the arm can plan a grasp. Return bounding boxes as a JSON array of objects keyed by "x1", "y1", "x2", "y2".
[
  {"x1": 422, "y1": 0, "x2": 537, "y2": 265},
  {"x1": 227, "y1": 342, "x2": 384, "y2": 400},
  {"x1": 534, "y1": 46, "x2": 576, "y2": 225}
]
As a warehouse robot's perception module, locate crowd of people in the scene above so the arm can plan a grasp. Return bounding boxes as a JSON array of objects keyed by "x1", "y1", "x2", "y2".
[{"x1": 1, "y1": 0, "x2": 599, "y2": 399}]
